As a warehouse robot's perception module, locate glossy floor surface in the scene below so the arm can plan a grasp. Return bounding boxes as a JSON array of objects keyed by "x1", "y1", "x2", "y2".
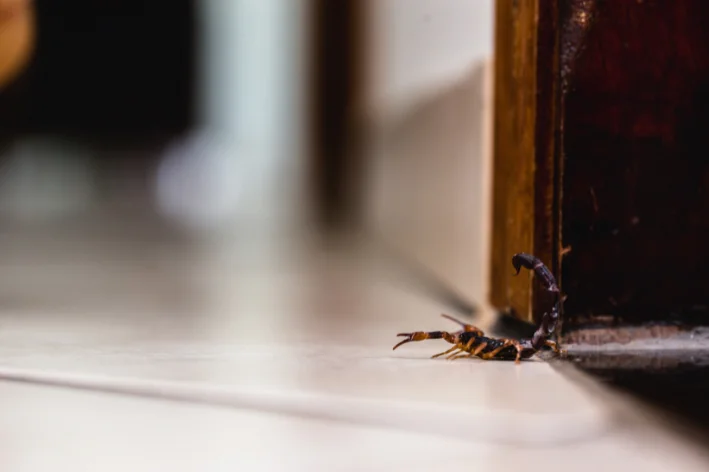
[
  {"x1": 0, "y1": 56, "x2": 706, "y2": 470},
  {"x1": 1, "y1": 225, "x2": 709, "y2": 471}
]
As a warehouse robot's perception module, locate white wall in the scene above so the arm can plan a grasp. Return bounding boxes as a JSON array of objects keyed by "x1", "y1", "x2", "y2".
[
  {"x1": 363, "y1": 0, "x2": 496, "y2": 307},
  {"x1": 365, "y1": 0, "x2": 494, "y2": 117}
]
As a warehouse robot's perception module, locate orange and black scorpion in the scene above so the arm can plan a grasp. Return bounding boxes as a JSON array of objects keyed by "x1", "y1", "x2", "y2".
[{"x1": 392, "y1": 253, "x2": 564, "y2": 363}]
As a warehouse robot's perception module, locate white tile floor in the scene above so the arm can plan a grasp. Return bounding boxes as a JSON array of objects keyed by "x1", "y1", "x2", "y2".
[{"x1": 1, "y1": 229, "x2": 709, "y2": 471}]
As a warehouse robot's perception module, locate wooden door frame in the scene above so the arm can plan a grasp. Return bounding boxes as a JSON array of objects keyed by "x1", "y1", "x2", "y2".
[{"x1": 489, "y1": 0, "x2": 563, "y2": 326}]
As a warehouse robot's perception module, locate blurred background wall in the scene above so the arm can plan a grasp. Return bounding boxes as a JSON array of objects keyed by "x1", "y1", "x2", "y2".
[
  {"x1": 365, "y1": 0, "x2": 493, "y2": 118},
  {"x1": 362, "y1": 0, "x2": 495, "y2": 305},
  {"x1": 0, "y1": 0, "x2": 495, "y2": 305}
]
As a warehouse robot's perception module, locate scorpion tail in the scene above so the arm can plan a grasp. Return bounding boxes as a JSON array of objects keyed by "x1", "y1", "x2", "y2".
[
  {"x1": 530, "y1": 298, "x2": 561, "y2": 350},
  {"x1": 510, "y1": 253, "x2": 563, "y2": 351}
]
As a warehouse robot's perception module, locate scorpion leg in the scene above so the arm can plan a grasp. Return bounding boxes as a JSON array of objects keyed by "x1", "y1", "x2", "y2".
[
  {"x1": 543, "y1": 340, "x2": 567, "y2": 356},
  {"x1": 472, "y1": 342, "x2": 488, "y2": 357},
  {"x1": 444, "y1": 348, "x2": 464, "y2": 359},
  {"x1": 447, "y1": 337, "x2": 476, "y2": 360},
  {"x1": 481, "y1": 339, "x2": 524, "y2": 364},
  {"x1": 450, "y1": 353, "x2": 471, "y2": 360},
  {"x1": 440, "y1": 314, "x2": 484, "y2": 336},
  {"x1": 431, "y1": 344, "x2": 462, "y2": 359},
  {"x1": 450, "y1": 341, "x2": 487, "y2": 360}
]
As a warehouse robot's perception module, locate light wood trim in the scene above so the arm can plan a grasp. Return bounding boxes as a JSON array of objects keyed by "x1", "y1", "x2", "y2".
[{"x1": 489, "y1": 0, "x2": 540, "y2": 322}]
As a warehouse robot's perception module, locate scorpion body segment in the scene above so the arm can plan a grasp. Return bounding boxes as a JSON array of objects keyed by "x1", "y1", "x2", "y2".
[
  {"x1": 457, "y1": 332, "x2": 537, "y2": 361},
  {"x1": 393, "y1": 254, "x2": 565, "y2": 362}
]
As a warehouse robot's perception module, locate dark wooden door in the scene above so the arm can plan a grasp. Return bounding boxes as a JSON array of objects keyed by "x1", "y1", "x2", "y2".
[{"x1": 491, "y1": 0, "x2": 709, "y2": 333}]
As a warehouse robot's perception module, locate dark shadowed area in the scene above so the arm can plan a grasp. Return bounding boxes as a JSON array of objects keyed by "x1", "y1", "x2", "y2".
[{"x1": 561, "y1": 0, "x2": 709, "y2": 323}]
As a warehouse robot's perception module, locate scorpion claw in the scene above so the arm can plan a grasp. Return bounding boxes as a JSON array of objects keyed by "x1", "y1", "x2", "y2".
[
  {"x1": 392, "y1": 334, "x2": 413, "y2": 350},
  {"x1": 393, "y1": 330, "x2": 460, "y2": 352}
]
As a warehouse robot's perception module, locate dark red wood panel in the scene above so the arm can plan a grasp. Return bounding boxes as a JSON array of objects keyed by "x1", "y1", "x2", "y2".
[{"x1": 561, "y1": 0, "x2": 709, "y2": 321}]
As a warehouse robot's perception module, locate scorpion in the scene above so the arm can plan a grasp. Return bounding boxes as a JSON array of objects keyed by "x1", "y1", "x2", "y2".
[{"x1": 392, "y1": 253, "x2": 564, "y2": 363}]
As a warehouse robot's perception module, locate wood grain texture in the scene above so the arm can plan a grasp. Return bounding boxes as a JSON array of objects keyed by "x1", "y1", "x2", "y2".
[
  {"x1": 490, "y1": 0, "x2": 538, "y2": 322},
  {"x1": 490, "y1": 0, "x2": 561, "y2": 324},
  {"x1": 534, "y1": 0, "x2": 563, "y2": 329},
  {"x1": 561, "y1": 0, "x2": 709, "y2": 322}
]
